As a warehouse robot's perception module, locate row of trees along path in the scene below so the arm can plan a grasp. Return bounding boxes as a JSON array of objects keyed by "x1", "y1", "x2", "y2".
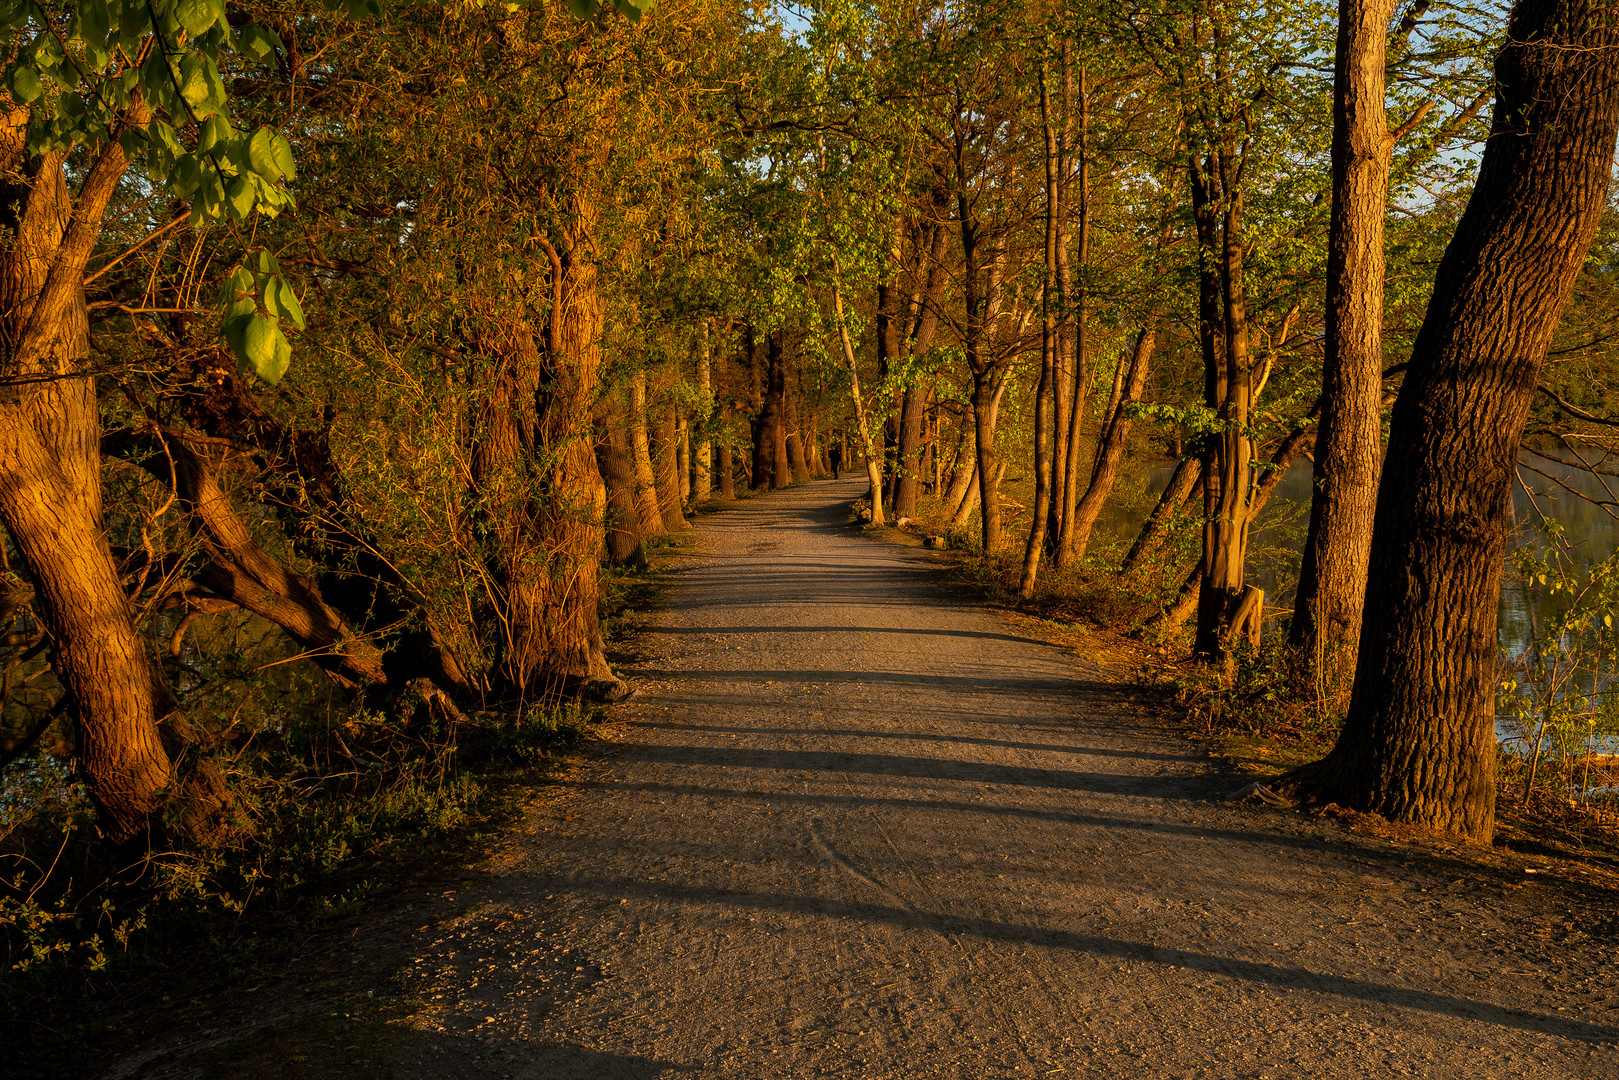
[
  {"x1": 4, "y1": 0, "x2": 1619, "y2": 864},
  {"x1": 110, "y1": 480, "x2": 1619, "y2": 1078}
]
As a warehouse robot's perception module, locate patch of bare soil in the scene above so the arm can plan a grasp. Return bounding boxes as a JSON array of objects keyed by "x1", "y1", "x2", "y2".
[{"x1": 104, "y1": 478, "x2": 1619, "y2": 1079}]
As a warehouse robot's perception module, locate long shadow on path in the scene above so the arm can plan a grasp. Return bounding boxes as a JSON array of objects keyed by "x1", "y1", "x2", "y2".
[{"x1": 537, "y1": 875, "x2": 1619, "y2": 1046}]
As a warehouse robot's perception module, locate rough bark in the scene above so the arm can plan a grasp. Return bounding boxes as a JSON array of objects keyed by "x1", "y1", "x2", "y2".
[
  {"x1": 629, "y1": 370, "x2": 666, "y2": 536},
  {"x1": 1290, "y1": 0, "x2": 1397, "y2": 679},
  {"x1": 521, "y1": 224, "x2": 623, "y2": 699},
  {"x1": 595, "y1": 391, "x2": 648, "y2": 568},
  {"x1": 1285, "y1": 0, "x2": 1619, "y2": 841},
  {"x1": 652, "y1": 398, "x2": 689, "y2": 531},
  {"x1": 1068, "y1": 322, "x2": 1159, "y2": 563},
  {"x1": 0, "y1": 104, "x2": 219, "y2": 845},
  {"x1": 164, "y1": 443, "x2": 389, "y2": 693},
  {"x1": 676, "y1": 410, "x2": 691, "y2": 504},
  {"x1": 717, "y1": 443, "x2": 735, "y2": 501}
]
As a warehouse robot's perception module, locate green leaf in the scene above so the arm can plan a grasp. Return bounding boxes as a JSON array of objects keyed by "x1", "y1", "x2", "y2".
[
  {"x1": 235, "y1": 24, "x2": 285, "y2": 61},
  {"x1": 178, "y1": 52, "x2": 211, "y2": 107},
  {"x1": 170, "y1": 153, "x2": 202, "y2": 199},
  {"x1": 117, "y1": 125, "x2": 147, "y2": 159},
  {"x1": 222, "y1": 311, "x2": 253, "y2": 357},
  {"x1": 226, "y1": 175, "x2": 255, "y2": 220},
  {"x1": 176, "y1": 0, "x2": 221, "y2": 39},
  {"x1": 8, "y1": 66, "x2": 42, "y2": 104},
  {"x1": 139, "y1": 53, "x2": 176, "y2": 112},
  {"x1": 566, "y1": 0, "x2": 595, "y2": 19},
  {"x1": 199, "y1": 114, "x2": 231, "y2": 155},
  {"x1": 242, "y1": 315, "x2": 291, "y2": 385},
  {"x1": 219, "y1": 266, "x2": 255, "y2": 305},
  {"x1": 247, "y1": 127, "x2": 285, "y2": 180},
  {"x1": 270, "y1": 133, "x2": 295, "y2": 180},
  {"x1": 267, "y1": 276, "x2": 305, "y2": 330},
  {"x1": 71, "y1": 2, "x2": 111, "y2": 48}
]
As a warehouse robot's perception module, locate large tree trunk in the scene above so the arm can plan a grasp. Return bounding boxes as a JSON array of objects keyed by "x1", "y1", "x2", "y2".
[
  {"x1": 1284, "y1": 0, "x2": 1619, "y2": 841},
  {"x1": 0, "y1": 108, "x2": 220, "y2": 845},
  {"x1": 168, "y1": 444, "x2": 390, "y2": 692},
  {"x1": 521, "y1": 225, "x2": 623, "y2": 699},
  {"x1": 717, "y1": 443, "x2": 735, "y2": 500},
  {"x1": 1289, "y1": 0, "x2": 1397, "y2": 679}
]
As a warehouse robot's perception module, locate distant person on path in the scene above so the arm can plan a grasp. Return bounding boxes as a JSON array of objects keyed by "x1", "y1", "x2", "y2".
[{"x1": 828, "y1": 443, "x2": 843, "y2": 480}]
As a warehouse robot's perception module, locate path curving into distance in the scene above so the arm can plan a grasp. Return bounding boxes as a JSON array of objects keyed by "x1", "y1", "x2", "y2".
[{"x1": 109, "y1": 478, "x2": 1618, "y2": 1079}]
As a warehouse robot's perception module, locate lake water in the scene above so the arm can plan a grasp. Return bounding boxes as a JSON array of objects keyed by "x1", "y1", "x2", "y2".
[
  {"x1": 1107, "y1": 452, "x2": 1619, "y2": 762},
  {"x1": 1104, "y1": 452, "x2": 1619, "y2": 650}
]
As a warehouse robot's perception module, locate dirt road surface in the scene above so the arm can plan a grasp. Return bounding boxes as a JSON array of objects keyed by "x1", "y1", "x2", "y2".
[{"x1": 110, "y1": 479, "x2": 1618, "y2": 1079}]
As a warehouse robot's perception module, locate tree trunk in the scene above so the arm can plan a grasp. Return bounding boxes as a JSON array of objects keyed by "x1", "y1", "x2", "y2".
[
  {"x1": 693, "y1": 322, "x2": 714, "y2": 505},
  {"x1": 755, "y1": 331, "x2": 789, "y2": 490},
  {"x1": 1146, "y1": 420, "x2": 1313, "y2": 632},
  {"x1": 595, "y1": 391, "x2": 648, "y2": 568},
  {"x1": 169, "y1": 444, "x2": 390, "y2": 692},
  {"x1": 0, "y1": 109, "x2": 221, "y2": 845},
  {"x1": 947, "y1": 454, "x2": 980, "y2": 531},
  {"x1": 1021, "y1": 66, "x2": 1061, "y2": 598},
  {"x1": 970, "y1": 373, "x2": 1006, "y2": 554},
  {"x1": 1290, "y1": 0, "x2": 1396, "y2": 679},
  {"x1": 717, "y1": 443, "x2": 735, "y2": 500},
  {"x1": 1284, "y1": 0, "x2": 1619, "y2": 841},
  {"x1": 1054, "y1": 63, "x2": 1091, "y2": 568},
  {"x1": 941, "y1": 416, "x2": 978, "y2": 523},
  {"x1": 1122, "y1": 454, "x2": 1201, "y2": 573},
  {"x1": 629, "y1": 370, "x2": 666, "y2": 536},
  {"x1": 518, "y1": 224, "x2": 623, "y2": 699},
  {"x1": 676, "y1": 410, "x2": 691, "y2": 504},
  {"x1": 832, "y1": 275, "x2": 885, "y2": 524},
  {"x1": 653, "y1": 399, "x2": 688, "y2": 530},
  {"x1": 892, "y1": 213, "x2": 949, "y2": 518},
  {"x1": 1194, "y1": 182, "x2": 1256, "y2": 658},
  {"x1": 787, "y1": 365, "x2": 812, "y2": 483},
  {"x1": 1068, "y1": 322, "x2": 1159, "y2": 562}
]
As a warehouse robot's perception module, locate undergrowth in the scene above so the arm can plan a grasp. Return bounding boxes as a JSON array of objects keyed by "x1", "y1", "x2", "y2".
[{"x1": 0, "y1": 698, "x2": 602, "y2": 1077}]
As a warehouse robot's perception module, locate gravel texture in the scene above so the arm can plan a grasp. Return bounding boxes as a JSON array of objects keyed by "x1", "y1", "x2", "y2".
[{"x1": 107, "y1": 478, "x2": 1619, "y2": 1079}]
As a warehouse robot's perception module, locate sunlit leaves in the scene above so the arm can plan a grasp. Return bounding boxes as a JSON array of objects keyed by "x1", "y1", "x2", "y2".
[
  {"x1": 219, "y1": 251, "x2": 304, "y2": 385},
  {"x1": 7, "y1": 65, "x2": 42, "y2": 103}
]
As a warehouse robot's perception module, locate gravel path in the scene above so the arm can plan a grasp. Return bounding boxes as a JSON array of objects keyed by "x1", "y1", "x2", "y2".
[{"x1": 110, "y1": 479, "x2": 1619, "y2": 1079}]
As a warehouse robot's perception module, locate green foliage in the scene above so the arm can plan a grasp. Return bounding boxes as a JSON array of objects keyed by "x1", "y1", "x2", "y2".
[
  {"x1": 218, "y1": 250, "x2": 303, "y2": 384},
  {"x1": 1499, "y1": 524, "x2": 1619, "y2": 806},
  {"x1": 0, "y1": 693, "x2": 599, "y2": 1071}
]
